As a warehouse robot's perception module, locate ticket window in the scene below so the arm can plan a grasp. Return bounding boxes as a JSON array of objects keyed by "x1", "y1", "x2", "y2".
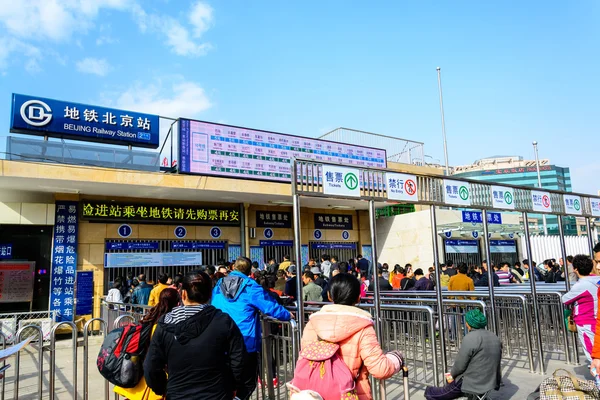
[
  {"x1": 309, "y1": 242, "x2": 358, "y2": 265},
  {"x1": 262, "y1": 244, "x2": 294, "y2": 265},
  {"x1": 489, "y1": 240, "x2": 519, "y2": 267},
  {"x1": 103, "y1": 239, "x2": 227, "y2": 290},
  {"x1": 443, "y1": 240, "x2": 482, "y2": 267}
]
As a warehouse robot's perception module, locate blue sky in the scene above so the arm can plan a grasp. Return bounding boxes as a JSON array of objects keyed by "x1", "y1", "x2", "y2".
[{"x1": 0, "y1": 1, "x2": 598, "y2": 194}]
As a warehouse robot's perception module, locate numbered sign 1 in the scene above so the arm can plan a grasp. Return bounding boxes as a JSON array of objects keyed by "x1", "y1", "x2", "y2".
[
  {"x1": 174, "y1": 226, "x2": 187, "y2": 239},
  {"x1": 264, "y1": 228, "x2": 274, "y2": 239},
  {"x1": 210, "y1": 227, "x2": 222, "y2": 239},
  {"x1": 341, "y1": 231, "x2": 350, "y2": 241},
  {"x1": 313, "y1": 229, "x2": 323, "y2": 240},
  {"x1": 118, "y1": 224, "x2": 132, "y2": 238}
]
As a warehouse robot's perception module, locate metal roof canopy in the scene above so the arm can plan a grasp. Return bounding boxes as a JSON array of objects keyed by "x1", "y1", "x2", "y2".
[
  {"x1": 292, "y1": 159, "x2": 600, "y2": 217},
  {"x1": 290, "y1": 158, "x2": 596, "y2": 377}
]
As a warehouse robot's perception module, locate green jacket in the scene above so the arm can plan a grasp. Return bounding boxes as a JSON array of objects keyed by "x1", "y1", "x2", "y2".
[{"x1": 303, "y1": 282, "x2": 323, "y2": 302}]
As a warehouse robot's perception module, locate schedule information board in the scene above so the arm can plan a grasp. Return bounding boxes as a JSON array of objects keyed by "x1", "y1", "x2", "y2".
[{"x1": 179, "y1": 119, "x2": 387, "y2": 182}]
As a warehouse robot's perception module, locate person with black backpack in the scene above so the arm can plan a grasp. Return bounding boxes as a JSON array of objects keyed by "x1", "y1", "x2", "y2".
[
  {"x1": 112, "y1": 287, "x2": 179, "y2": 400},
  {"x1": 144, "y1": 271, "x2": 246, "y2": 400}
]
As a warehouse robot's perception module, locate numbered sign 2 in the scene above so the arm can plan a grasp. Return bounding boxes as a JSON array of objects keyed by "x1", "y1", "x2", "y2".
[{"x1": 174, "y1": 226, "x2": 187, "y2": 238}]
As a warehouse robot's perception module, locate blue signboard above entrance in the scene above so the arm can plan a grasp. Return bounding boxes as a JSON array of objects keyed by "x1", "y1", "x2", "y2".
[{"x1": 10, "y1": 94, "x2": 160, "y2": 148}]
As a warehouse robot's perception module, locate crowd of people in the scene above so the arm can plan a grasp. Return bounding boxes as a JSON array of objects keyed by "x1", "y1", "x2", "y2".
[{"x1": 102, "y1": 244, "x2": 600, "y2": 400}]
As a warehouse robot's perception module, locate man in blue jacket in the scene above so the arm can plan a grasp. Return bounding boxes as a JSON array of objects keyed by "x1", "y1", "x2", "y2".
[{"x1": 212, "y1": 256, "x2": 291, "y2": 399}]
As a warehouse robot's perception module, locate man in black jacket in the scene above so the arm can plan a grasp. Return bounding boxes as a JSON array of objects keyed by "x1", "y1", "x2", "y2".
[{"x1": 144, "y1": 271, "x2": 246, "y2": 400}]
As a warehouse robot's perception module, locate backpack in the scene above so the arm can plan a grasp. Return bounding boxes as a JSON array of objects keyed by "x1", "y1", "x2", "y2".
[
  {"x1": 97, "y1": 322, "x2": 153, "y2": 388},
  {"x1": 287, "y1": 339, "x2": 359, "y2": 400},
  {"x1": 538, "y1": 369, "x2": 600, "y2": 400}
]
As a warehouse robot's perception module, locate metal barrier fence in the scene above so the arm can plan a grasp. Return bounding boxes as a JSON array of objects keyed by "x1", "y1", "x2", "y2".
[
  {"x1": 100, "y1": 299, "x2": 152, "y2": 329},
  {"x1": 0, "y1": 311, "x2": 57, "y2": 345}
]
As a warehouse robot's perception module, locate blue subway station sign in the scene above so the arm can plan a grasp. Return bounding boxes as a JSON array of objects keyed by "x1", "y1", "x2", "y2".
[{"x1": 10, "y1": 93, "x2": 159, "y2": 148}]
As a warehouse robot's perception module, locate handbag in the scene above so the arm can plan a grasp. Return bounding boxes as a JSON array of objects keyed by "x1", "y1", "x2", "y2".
[{"x1": 539, "y1": 369, "x2": 600, "y2": 399}]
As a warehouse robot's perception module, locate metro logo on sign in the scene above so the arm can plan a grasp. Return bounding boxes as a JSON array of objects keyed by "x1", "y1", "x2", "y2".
[
  {"x1": 443, "y1": 179, "x2": 471, "y2": 206},
  {"x1": 11, "y1": 94, "x2": 159, "y2": 148},
  {"x1": 322, "y1": 165, "x2": 361, "y2": 197},
  {"x1": 491, "y1": 186, "x2": 515, "y2": 210},
  {"x1": 531, "y1": 191, "x2": 552, "y2": 213},
  {"x1": 563, "y1": 195, "x2": 582, "y2": 216},
  {"x1": 386, "y1": 172, "x2": 418, "y2": 202}
]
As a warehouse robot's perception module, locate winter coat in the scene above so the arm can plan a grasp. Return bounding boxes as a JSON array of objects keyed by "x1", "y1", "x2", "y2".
[
  {"x1": 131, "y1": 282, "x2": 152, "y2": 305},
  {"x1": 301, "y1": 304, "x2": 400, "y2": 400},
  {"x1": 368, "y1": 277, "x2": 393, "y2": 292},
  {"x1": 148, "y1": 283, "x2": 170, "y2": 307},
  {"x1": 106, "y1": 288, "x2": 122, "y2": 303},
  {"x1": 303, "y1": 282, "x2": 323, "y2": 302},
  {"x1": 321, "y1": 261, "x2": 332, "y2": 278},
  {"x1": 414, "y1": 276, "x2": 434, "y2": 291},
  {"x1": 212, "y1": 270, "x2": 291, "y2": 353},
  {"x1": 144, "y1": 305, "x2": 245, "y2": 400}
]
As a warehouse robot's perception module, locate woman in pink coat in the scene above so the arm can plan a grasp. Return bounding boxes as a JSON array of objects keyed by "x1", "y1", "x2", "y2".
[{"x1": 300, "y1": 273, "x2": 403, "y2": 400}]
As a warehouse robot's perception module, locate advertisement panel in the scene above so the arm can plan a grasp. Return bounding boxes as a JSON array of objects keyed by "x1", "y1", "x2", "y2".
[
  {"x1": 445, "y1": 239, "x2": 479, "y2": 254},
  {"x1": 490, "y1": 240, "x2": 517, "y2": 253},
  {"x1": 11, "y1": 94, "x2": 159, "y2": 148},
  {"x1": 443, "y1": 180, "x2": 471, "y2": 206},
  {"x1": 531, "y1": 191, "x2": 552, "y2": 213},
  {"x1": 386, "y1": 172, "x2": 418, "y2": 202},
  {"x1": 0, "y1": 262, "x2": 35, "y2": 303},
  {"x1": 178, "y1": 119, "x2": 387, "y2": 182},
  {"x1": 491, "y1": 185, "x2": 515, "y2": 210}
]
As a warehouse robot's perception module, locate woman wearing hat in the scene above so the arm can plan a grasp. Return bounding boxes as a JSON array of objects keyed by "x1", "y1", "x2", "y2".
[{"x1": 424, "y1": 309, "x2": 502, "y2": 400}]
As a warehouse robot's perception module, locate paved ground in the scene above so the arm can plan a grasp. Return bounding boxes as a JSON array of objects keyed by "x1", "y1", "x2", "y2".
[{"x1": 0, "y1": 336, "x2": 592, "y2": 399}]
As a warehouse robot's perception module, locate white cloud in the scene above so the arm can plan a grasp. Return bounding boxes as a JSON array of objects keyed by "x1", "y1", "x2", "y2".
[
  {"x1": 96, "y1": 36, "x2": 118, "y2": 46},
  {"x1": 0, "y1": 36, "x2": 42, "y2": 72},
  {"x1": 132, "y1": 1, "x2": 214, "y2": 57},
  {"x1": 0, "y1": 0, "x2": 132, "y2": 42},
  {"x1": 189, "y1": 2, "x2": 214, "y2": 38},
  {"x1": 76, "y1": 57, "x2": 112, "y2": 76},
  {"x1": 109, "y1": 79, "x2": 212, "y2": 118}
]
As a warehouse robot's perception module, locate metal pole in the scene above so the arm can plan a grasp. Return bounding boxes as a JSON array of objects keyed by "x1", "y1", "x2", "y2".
[
  {"x1": 586, "y1": 217, "x2": 595, "y2": 256},
  {"x1": 557, "y1": 216, "x2": 571, "y2": 291},
  {"x1": 368, "y1": 199, "x2": 386, "y2": 399},
  {"x1": 481, "y1": 210, "x2": 498, "y2": 334},
  {"x1": 557, "y1": 215, "x2": 576, "y2": 364},
  {"x1": 430, "y1": 205, "x2": 447, "y2": 372},
  {"x1": 436, "y1": 67, "x2": 450, "y2": 177},
  {"x1": 532, "y1": 141, "x2": 548, "y2": 235},
  {"x1": 523, "y1": 211, "x2": 546, "y2": 374},
  {"x1": 292, "y1": 160, "x2": 304, "y2": 329},
  {"x1": 240, "y1": 203, "x2": 247, "y2": 258},
  {"x1": 83, "y1": 318, "x2": 109, "y2": 400}
]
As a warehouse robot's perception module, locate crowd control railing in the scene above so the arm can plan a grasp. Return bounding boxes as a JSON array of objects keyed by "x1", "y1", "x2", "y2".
[
  {"x1": 301, "y1": 301, "x2": 440, "y2": 390},
  {"x1": 100, "y1": 298, "x2": 152, "y2": 329}
]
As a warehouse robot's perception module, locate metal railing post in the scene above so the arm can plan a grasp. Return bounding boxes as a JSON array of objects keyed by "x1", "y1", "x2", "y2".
[
  {"x1": 49, "y1": 321, "x2": 78, "y2": 400},
  {"x1": 0, "y1": 332, "x2": 5, "y2": 400},
  {"x1": 83, "y1": 318, "x2": 109, "y2": 400},
  {"x1": 586, "y1": 217, "x2": 595, "y2": 256},
  {"x1": 430, "y1": 205, "x2": 447, "y2": 373},
  {"x1": 522, "y1": 211, "x2": 545, "y2": 374},
  {"x1": 292, "y1": 160, "x2": 304, "y2": 329},
  {"x1": 481, "y1": 209, "x2": 498, "y2": 334},
  {"x1": 368, "y1": 199, "x2": 385, "y2": 399},
  {"x1": 13, "y1": 325, "x2": 44, "y2": 400}
]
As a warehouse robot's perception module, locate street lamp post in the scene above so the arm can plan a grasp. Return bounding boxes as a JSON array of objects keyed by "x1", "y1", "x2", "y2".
[
  {"x1": 532, "y1": 141, "x2": 548, "y2": 235},
  {"x1": 437, "y1": 67, "x2": 450, "y2": 177}
]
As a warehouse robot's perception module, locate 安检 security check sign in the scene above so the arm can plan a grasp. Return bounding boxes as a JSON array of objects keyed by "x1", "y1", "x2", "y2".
[
  {"x1": 322, "y1": 165, "x2": 361, "y2": 197},
  {"x1": 443, "y1": 179, "x2": 471, "y2": 206}
]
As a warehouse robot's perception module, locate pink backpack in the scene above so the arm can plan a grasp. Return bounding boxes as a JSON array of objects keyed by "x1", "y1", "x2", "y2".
[{"x1": 287, "y1": 339, "x2": 359, "y2": 400}]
